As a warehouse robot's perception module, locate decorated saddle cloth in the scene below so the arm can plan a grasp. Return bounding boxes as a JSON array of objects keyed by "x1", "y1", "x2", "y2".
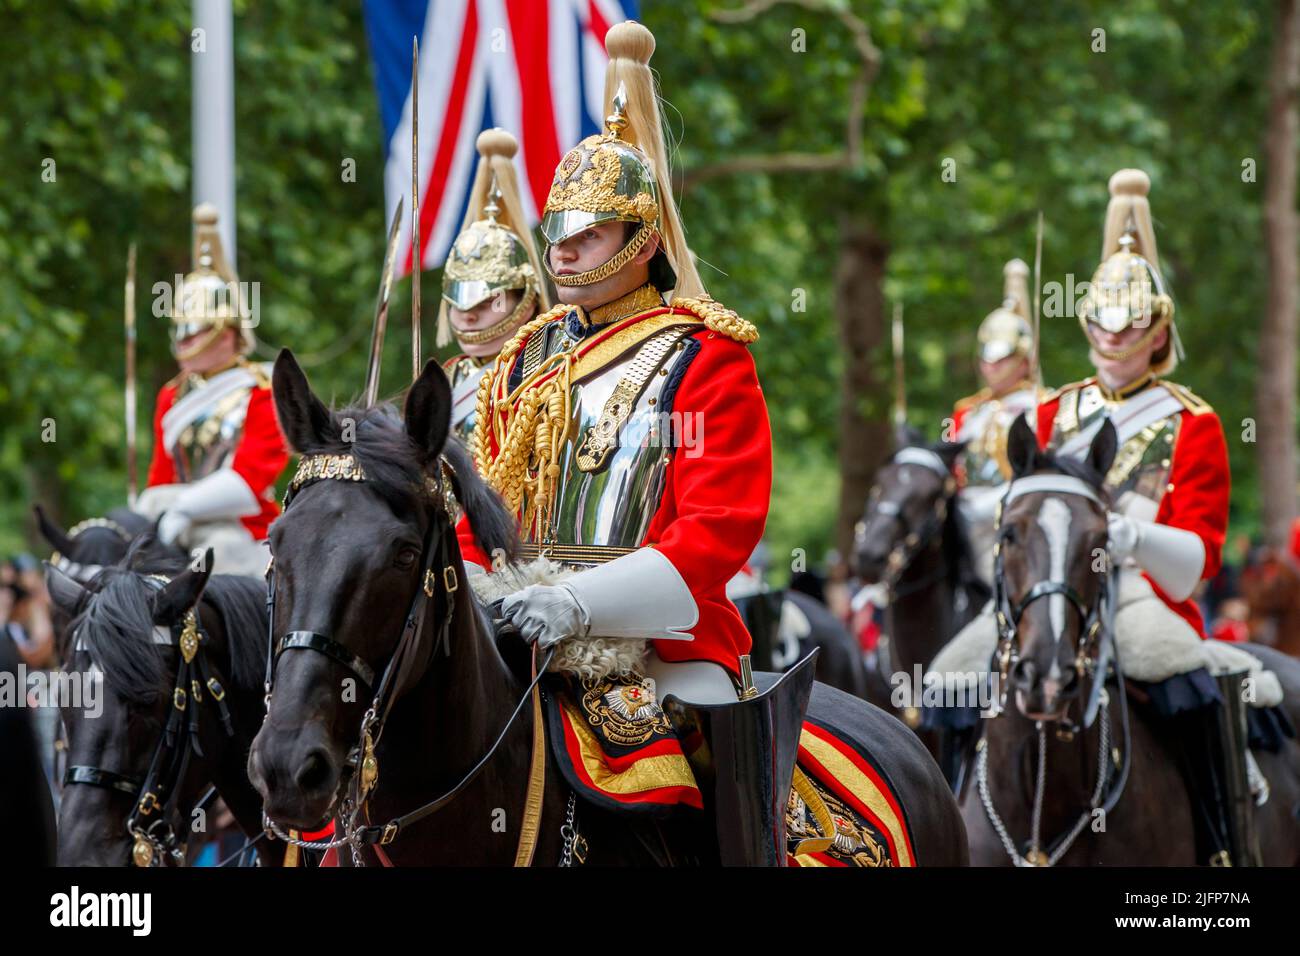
[{"x1": 541, "y1": 671, "x2": 916, "y2": 866}]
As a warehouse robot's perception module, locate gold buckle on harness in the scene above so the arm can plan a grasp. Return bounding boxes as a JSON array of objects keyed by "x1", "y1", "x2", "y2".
[
  {"x1": 423, "y1": 569, "x2": 436, "y2": 598},
  {"x1": 207, "y1": 677, "x2": 226, "y2": 702},
  {"x1": 443, "y1": 566, "x2": 458, "y2": 594},
  {"x1": 138, "y1": 792, "x2": 160, "y2": 816},
  {"x1": 173, "y1": 687, "x2": 187, "y2": 711},
  {"x1": 380, "y1": 822, "x2": 398, "y2": 845}
]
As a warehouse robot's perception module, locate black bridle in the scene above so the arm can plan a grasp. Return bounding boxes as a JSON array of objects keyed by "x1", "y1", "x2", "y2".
[
  {"x1": 262, "y1": 453, "x2": 548, "y2": 860},
  {"x1": 64, "y1": 595, "x2": 236, "y2": 867},
  {"x1": 984, "y1": 473, "x2": 1134, "y2": 862},
  {"x1": 856, "y1": 449, "x2": 957, "y2": 599}
]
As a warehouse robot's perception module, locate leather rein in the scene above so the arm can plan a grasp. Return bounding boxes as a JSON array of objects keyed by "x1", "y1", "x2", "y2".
[
  {"x1": 64, "y1": 587, "x2": 236, "y2": 867},
  {"x1": 261, "y1": 453, "x2": 550, "y2": 862}
]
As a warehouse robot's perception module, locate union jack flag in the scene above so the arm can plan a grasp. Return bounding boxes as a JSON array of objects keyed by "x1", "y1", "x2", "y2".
[{"x1": 363, "y1": 0, "x2": 640, "y2": 276}]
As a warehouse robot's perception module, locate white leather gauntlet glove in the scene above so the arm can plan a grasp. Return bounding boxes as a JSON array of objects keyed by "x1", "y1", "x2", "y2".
[
  {"x1": 158, "y1": 469, "x2": 260, "y2": 546},
  {"x1": 1106, "y1": 513, "x2": 1205, "y2": 602},
  {"x1": 500, "y1": 547, "x2": 698, "y2": 649}
]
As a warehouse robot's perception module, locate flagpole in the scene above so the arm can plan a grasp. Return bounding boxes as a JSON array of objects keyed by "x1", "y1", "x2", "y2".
[
  {"x1": 411, "y1": 35, "x2": 422, "y2": 382},
  {"x1": 192, "y1": 0, "x2": 237, "y2": 266}
]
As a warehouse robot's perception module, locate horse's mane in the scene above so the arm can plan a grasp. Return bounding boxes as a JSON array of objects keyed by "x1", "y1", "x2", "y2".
[
  {"x1": 71, "y1": 570, "x2": 168, "y2": 704},
  {"x1": 310, "y1": 403, "x2": 519, "y2": 562},
  {"x1": 71, "y1": 564, "x2": 268, "y2": 704}
]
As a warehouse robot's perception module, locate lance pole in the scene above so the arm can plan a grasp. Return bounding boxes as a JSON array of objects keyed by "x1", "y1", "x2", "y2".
[{"x1": 125, "y1": 243, "x2": 138, "y2": 508}]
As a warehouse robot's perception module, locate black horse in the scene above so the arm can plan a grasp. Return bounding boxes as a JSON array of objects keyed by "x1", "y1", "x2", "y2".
[
  {"x1": 47, "y1": 548, "x2": 280, "y2": 866},
  {"x1": 853, "y1": 431, "x2": 984, "y2": 736},
  {"x1": 249, "y1": 350, "x2": 967, "y2": 866}
]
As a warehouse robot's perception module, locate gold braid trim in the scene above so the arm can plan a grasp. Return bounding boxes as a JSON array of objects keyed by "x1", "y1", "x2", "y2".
[
  {"x1": 669, "y1": 295, "x2": 758, "y2": 343},
  {"x1": 544, "y1": 222, "x2": 654, "y2": 287},
  {"x1": 452, "y1": 286, "x2": 537, "y2": 345},
  {"x1": 1081, "y1": 313, "x2": 1170, "y2": 361},
  {"x1": 471, "y1": 306, "x2": 573, "y2": 529}
]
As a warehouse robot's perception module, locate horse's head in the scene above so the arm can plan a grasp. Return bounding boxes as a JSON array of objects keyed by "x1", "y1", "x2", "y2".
[
  {"x1": 995, "y1": 416, "x2": 1116, "y2": 722},
  {"x1": 48, "y1": 553, "x2": 224, "y2": 865},
  {"x1": 37, "y1": 506, "x2": 185, "y2": 659},
  {"x1": 249, "y1": 350, "x2": 517, "y2": 832},
  {"x1": 853, "y1": 425, "x2": 962, "y2": 584}
]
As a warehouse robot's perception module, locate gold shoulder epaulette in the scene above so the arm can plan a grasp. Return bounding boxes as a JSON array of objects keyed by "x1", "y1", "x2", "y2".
[
  {"x1": 244, "y1": 360, "x2": 272, "y2": 389},
  {"x1": 669, "y1": 295, "x2": 758, "y2": 344},
  {"x1": 535, "y1": 303, "x2": 571, "y2": 326},
  {"x1": 954, "y1": 388, "x2": 991, "y2": 413},
  {"x1": 1042, "y1": 379, "x2": 1088, "y2": 404},
  {"x1": 1160, "y1": 380, "x2": 1214, "y2": 416}
]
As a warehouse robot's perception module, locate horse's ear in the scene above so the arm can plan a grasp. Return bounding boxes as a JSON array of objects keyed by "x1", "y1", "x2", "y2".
[
  {"x1": 1006, "y1": 414, "x2": 1041, "y2": 478},
  {"x1": 152, "y1": 550, "x2": 214, "y2": 624},
  {"x1": 893, "y1": 422, "x2": 923, "y2": 450},
  {"x1": 272, "y1": 349, "x2": 334, "y2": 454},
  {"x1": 34, "y1": 505, "x2": 76, "y2": 556},
  {"x1": 404, "y1": 359, "x2": 452, "y2": 462},
  {"x1": 933, "y1": 440, "x2": 966, "y2": 470},
  {"x1": 44, "y1": 562, "x2": 88, "y2": 615},
  {"x1": 1086, "y1": 419, "x2": 1118, "y2": 481}
]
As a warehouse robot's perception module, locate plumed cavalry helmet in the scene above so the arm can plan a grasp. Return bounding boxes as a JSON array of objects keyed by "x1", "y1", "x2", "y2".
[
  {"x1": 1077, "y1": 169, "x2": 1182, "y2": 375},
  {"x1": 438, "y1": 128, "x2": 551, "y2": 347},
  {"x1": 170, "y1": 203, "x2": 253, "y2": 360},
  {"x1": 539, "y1": 21, "x2": 705, "y2": 298},
  {"x1": 978, "y1": 258, "x2": 1033, "y2": 363}
]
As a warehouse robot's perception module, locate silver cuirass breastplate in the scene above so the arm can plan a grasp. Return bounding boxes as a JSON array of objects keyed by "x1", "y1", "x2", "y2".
[
  {"x1": 446, "y1": 355, "x2": 488, "y2": 445},
  {"x1": 170, "y1": 381, "x2": 253, "y2": 483},
  {"x1": 524, "y1": 320, "x2": 701, "y2": 561},
  {"x1": 957, "y1": 387, "x2": 1037, "y2": 488},
  {"x1": 1047, "y1": 382, "x2": 1179, "y2": 510}
]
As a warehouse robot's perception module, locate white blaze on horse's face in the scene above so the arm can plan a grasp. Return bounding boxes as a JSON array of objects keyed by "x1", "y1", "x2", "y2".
[{"x1": 1036, "y1": 496, "x2": 1073, "y2": 678}]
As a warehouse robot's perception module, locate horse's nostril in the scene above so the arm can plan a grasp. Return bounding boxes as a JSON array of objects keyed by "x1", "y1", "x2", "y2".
[
  {"x1": 1011, "y1": 659, "x2": 1036, "y2": 688},
  {"x1": 295, "y1": 749, "x2": 333, "y2": 795}
]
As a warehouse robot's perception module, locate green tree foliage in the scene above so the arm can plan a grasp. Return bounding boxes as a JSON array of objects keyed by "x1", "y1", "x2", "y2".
[{"x1": 0, "y1": 0, "x2": 1282, "y2": 573}]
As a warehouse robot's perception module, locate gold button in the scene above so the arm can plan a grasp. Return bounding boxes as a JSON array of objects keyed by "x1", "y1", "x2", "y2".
[
  {"x1": 1166, "y1": 483, "x2": 1175, "y2": 493},
  {"x1": 648, "y1": 397, "x2": 656, "y2": 406},
  {"x1": 1160, "y1": 459, "x2": 1170, "y2": 468}
]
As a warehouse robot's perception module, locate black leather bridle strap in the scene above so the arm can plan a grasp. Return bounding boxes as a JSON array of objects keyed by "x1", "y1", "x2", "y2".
[
  {"x1": 276, "y1": 632, "x2": 377, "y2": 690},
  {"x1": 64, "y1": 765, "x2": 141, "y2": 795},
  {"x1": 353, "y1": 644, "x2": 554, "y2": 847}
]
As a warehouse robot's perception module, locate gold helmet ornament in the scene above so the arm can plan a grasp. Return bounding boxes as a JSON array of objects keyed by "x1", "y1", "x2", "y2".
[
  {"x1": 539, "y1": 21, "x2": 704, "y2": 297},
  {"x1": 170, "y1": 203, "x2": 252, "y2": 360},
  {"x1": 438, "y1": 128, "x2": 550, "y2": 348},
  {"x1": 977, "y1": 258, "x2": 1033, "y2": 363},
  {"x1": 1077, "y1": 169, "x2": 1182, "y2": 375}
]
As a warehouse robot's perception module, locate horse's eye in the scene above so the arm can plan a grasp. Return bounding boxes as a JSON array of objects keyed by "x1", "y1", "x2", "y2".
[{"x1": 395, "y1": 548, "x2": 419, "y2": 570}]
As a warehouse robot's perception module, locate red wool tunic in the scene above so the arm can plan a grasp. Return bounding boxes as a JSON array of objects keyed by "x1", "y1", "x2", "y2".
[
  {"x1": 1035, "y1": 390, "x2": 1229, "y2": 638},
  {"x1": 459, "y1": 307, "x2": 773, "y2": 676},
  {"x1": 145, "y1": 382, "x2": 289, "y2": 541}
]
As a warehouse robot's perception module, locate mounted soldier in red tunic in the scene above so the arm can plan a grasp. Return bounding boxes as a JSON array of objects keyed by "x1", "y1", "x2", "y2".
[
  {"x1": 951, "y1": 258, "x2": 1043, "y2": 588},
  {"x1": 135, "y1": 204, "x2": 288, "y2": 576},
  {"x1": 930, "y1": 170, "x2": 1283, "y2": 865},
  {"x1": 439, "y1": 129, "x2": 549, "y2": 444}
]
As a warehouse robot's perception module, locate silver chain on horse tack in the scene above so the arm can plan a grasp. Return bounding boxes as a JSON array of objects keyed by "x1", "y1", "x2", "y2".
[
  {"x1": 978, "y1": 690, "x2": 1112, "y2": 867},
  {"x1": 559, "y1": 792, "x2": 578, "y2": 867}
]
